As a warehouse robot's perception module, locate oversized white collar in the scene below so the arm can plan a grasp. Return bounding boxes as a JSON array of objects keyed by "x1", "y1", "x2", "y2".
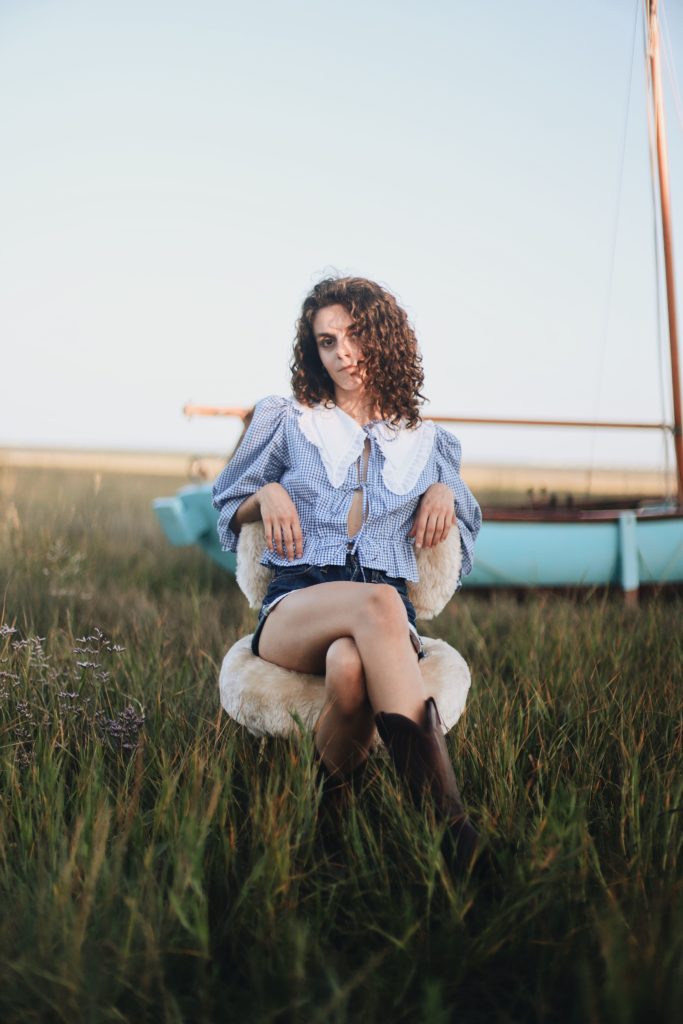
[{"x1": 293, "y1": 401, "x2": 436, "y2": 495}]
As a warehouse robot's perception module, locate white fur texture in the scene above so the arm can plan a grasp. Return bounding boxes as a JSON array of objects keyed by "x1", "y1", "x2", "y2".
[
  {"x1": 219, "y1": 634, "x2": 470, "y2": 742},
  {"x1": 408, "y1": 527, "x2": 462, "y2": 620},
  {"x1": 235, "y1": 522, "x2": 274, "y2": 609},
  {"x1": 235, "y1": 520, "x2": 462, "y2": 619}
]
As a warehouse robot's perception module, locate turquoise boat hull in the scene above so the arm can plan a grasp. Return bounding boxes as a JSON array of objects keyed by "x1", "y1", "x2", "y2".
[{"x1": 153, "y1": 485, "x2": 683, "y2": 593}]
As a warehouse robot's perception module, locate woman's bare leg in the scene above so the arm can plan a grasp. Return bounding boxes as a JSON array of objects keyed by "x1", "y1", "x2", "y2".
[
  {"x1": 313, "y1": 638, "x2": 376, "y2": 775},
  {"x1": 258, "y1": 581, "x2": 427, "y2": 734}
]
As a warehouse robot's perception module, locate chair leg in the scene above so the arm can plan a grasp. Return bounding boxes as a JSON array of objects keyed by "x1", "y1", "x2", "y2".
[{"x1": 374, "y1": 697, "x2": 483, "y2": 875}]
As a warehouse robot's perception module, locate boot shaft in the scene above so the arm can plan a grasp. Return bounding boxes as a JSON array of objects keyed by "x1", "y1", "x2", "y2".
[{"x1": 374, "y1": 697, "x2": 466, "y2": 823}]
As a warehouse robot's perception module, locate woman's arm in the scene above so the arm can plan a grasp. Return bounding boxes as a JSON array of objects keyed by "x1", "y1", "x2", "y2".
[
  {"x1": 212, "y1": 396, "x2": 293, "y2": 553},
  {"x1": 428, "y1": 426, "x2": 481, "y2": 578}
]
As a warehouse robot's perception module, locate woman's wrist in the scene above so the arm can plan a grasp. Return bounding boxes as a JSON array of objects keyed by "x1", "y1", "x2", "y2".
[{"x1": 231, "y1": 490, "x2": 263, "y2": 531}]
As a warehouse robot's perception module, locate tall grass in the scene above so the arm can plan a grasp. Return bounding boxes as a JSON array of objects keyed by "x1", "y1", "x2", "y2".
[{"x1": 1, "y1": 465, "x2": 681, "y2": 1023}]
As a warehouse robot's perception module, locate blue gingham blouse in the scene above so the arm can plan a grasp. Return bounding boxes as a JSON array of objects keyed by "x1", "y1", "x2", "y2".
[{"x1": 212, "y1": 395, "x2": 481, "y2": 585}]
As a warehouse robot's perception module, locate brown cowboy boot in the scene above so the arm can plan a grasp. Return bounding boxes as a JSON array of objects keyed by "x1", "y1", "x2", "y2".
[{"x1": 374, "y1": 697, "x2": 482, "y2": 875}]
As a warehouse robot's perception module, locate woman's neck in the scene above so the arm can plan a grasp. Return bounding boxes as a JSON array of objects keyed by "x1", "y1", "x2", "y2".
[{"x1": 333, "y1": 390, "x2": 379, "y2": 426}]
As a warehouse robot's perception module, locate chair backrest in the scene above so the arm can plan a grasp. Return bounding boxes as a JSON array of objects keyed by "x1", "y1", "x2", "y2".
[{"x1": 235, "y1": 521, "x2": 462, "y2": 620}]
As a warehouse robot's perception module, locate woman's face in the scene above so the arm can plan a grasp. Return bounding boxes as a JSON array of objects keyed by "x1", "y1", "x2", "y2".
[{"x1": 312, "y1": 304, "x2": 365, "y2": 399}]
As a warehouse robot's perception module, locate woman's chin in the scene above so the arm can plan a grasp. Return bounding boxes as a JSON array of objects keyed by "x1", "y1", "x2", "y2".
[{"x1": 334, "y1": 377, "x2": 364, "y2": 395}]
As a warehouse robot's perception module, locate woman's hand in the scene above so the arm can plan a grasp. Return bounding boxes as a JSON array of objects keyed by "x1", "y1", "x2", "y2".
[
  {"x1": 408, "y1": 483, "x2": 456, "y2": 549},
  {"x1": 257, "y1": 483, "x2": 304, "y2": 560}
]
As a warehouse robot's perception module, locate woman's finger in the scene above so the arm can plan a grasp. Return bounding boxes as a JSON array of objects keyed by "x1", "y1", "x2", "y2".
[
  {"x1": 411, "y1": 510, "x2": 427, "y2": 548},
  {"x1": 437, "y1": 508, "x2": 452, "y2": 543},
  {"x1": 268, "y1": 520, "x2": 282, "y2": 557},
  {"x1": 423, "y1": 512, "x2": 440, "y2": 549},
  {"x1": 433, "y1": 505, "x2": 455, "y2": 544},
  {"x1": 291, "y1": 520, "x2": 304, "y2": 559},
  {"x1": 270, "y1": 523, "x2": 279, "y2": 556},
  {"x1": 285, "y1": 521, "x2": 298, "y2": 560}
]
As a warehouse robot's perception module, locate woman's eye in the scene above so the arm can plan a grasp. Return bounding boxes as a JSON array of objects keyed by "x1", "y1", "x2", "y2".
[{"x1": 320, "y1": 338, "x2": 334, "y2": 348}]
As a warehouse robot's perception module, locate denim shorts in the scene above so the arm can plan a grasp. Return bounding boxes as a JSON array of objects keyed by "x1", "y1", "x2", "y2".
[{"x1": 251, "y1": 552, "x2": 424, "y2": 659}]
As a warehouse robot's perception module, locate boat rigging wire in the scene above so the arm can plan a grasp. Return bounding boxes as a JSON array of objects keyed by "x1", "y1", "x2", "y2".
[
  {"x1": 586, "y1": 0, "x2": 641, "y2": 498},
  {"x1": 643, "y1": 0, "x2": 674, "y2": 502}
]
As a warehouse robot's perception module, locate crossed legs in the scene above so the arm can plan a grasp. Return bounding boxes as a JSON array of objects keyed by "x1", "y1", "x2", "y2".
[
  {"x1": 258, "y1": 579, "x2": 485, "y2": 873},
  {"x1": 312, "y1": 638, "x2": 375, "y2": 774},
  {"x1": 257, "y1": 580, "x2": 426, "y2": 777}
]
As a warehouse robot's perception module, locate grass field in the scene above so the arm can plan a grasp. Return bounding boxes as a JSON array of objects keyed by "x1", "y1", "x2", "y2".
[{"x1": 1, "y1": 465, "x2": 682, "y2": 1023}]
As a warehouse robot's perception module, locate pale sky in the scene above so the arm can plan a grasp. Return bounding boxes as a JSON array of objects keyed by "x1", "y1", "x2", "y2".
[{"x1": 2, "y1": 0, "x2": 683, "y2": 471}]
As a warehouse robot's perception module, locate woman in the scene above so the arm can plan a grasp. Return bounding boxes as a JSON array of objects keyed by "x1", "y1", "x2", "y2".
[{"x1": 212, "y1": 277, "x2": 483, "y2": 871}]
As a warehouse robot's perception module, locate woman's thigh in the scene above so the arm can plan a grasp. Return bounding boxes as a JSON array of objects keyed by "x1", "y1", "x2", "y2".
[{"x1": 257, "y1": 580, "x2": 399, "y2": 675}]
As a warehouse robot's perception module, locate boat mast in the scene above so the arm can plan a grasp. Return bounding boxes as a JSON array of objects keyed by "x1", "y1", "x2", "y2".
[{"x1": 647, "y1": 0, "x2": 683, "y2": 504}]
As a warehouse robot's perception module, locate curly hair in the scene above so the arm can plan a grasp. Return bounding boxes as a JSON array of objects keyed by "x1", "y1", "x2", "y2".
[{"x1": 290, "y1": 276, "x2": 426, "y2": 428}]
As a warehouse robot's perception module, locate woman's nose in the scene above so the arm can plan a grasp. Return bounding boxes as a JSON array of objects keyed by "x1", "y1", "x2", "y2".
[{"x1": 338, "y1": 336, "x2": 357, "y2": 362}]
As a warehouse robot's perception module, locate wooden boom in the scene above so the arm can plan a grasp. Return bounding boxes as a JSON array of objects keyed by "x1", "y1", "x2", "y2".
[{"x1": 182, "y1": 404, "x2": 673, "y2": 432}]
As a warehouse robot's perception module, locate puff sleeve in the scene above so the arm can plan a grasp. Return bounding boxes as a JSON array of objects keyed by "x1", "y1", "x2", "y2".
[
  {"x1": 434, "y1": 425, "x2": 482, "y2": 582},
  {"x1": 212, "y1": 395, "x2": 290, "y2": 552}
]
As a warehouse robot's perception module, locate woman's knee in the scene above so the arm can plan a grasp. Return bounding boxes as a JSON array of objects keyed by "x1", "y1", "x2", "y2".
[
  {"x1": 325, "y1": 638, "x2": 369, "y2": 717},
  {"x1": 358, "y1": 584, "x2": 407, "y2": 632}
]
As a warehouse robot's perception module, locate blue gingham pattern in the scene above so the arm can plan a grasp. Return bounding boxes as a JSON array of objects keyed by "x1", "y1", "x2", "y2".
[{"x1": 212, "y1": 395, "x2": 481, "y2": 585}]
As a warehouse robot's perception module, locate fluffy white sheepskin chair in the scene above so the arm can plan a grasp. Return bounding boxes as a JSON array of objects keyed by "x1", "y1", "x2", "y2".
[{"x1": 219, "y1": 522, "x2": 471, "y2": 744}]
